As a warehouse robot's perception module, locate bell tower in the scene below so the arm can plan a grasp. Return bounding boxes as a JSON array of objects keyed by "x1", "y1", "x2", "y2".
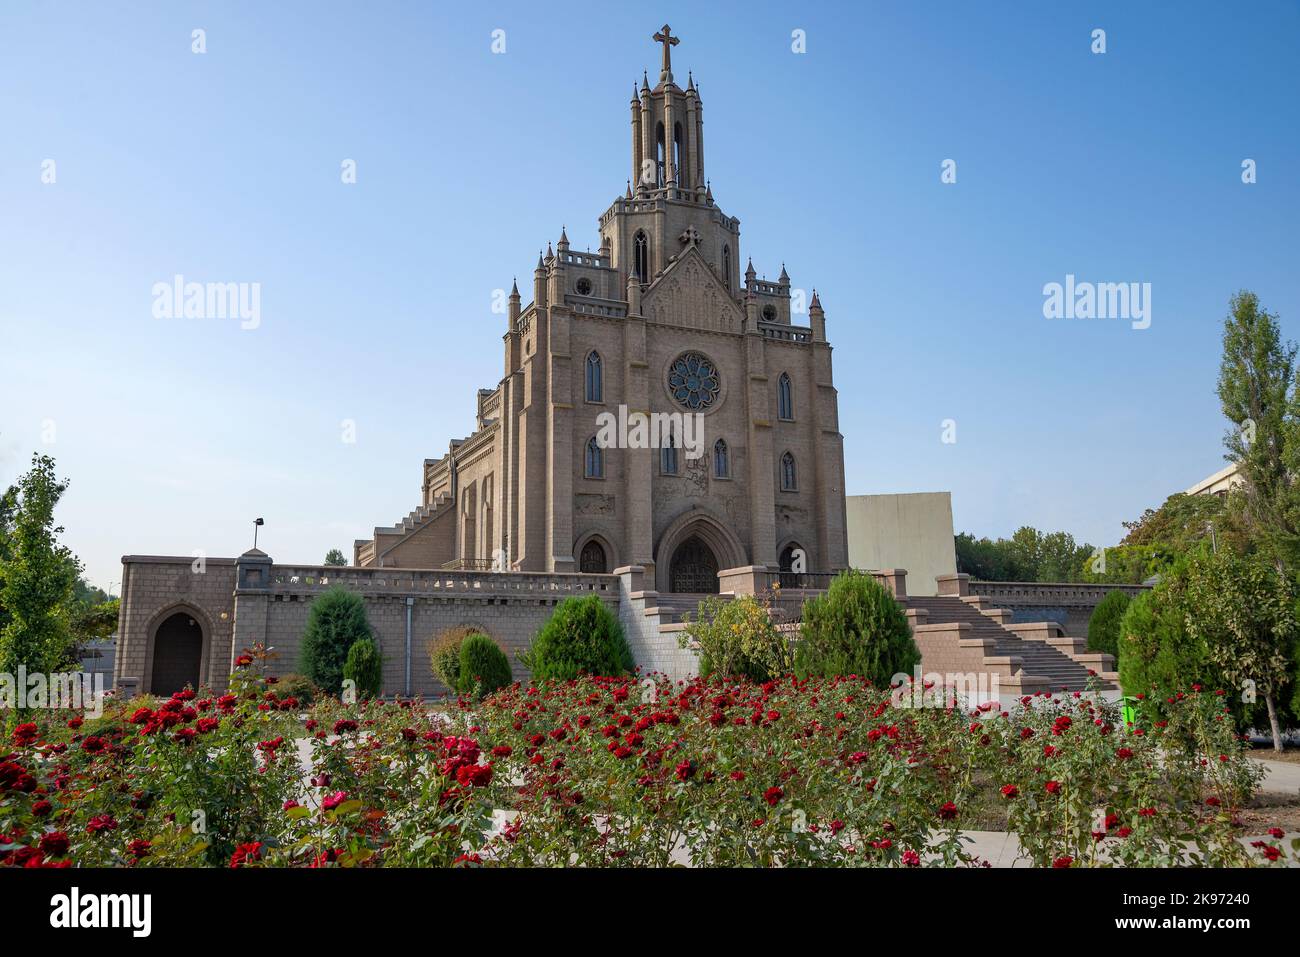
[
  {"x1": 630, "y1": 24, "x2": 705, "y2": 194},
  {"x1": 607, "y1": 26, "x2": 739, "y2": 297}
]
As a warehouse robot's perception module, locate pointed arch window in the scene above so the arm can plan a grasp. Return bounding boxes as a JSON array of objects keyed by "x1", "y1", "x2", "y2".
[
  {"x1": 713, "y1": 439, "x2": 730, "y2": 479},
  {"x1": 777, "y1": 372, "x2": 793, "y2": 420},
  {"x1": 633, "y1": 231, "x2": 649, "y2": 283},
  {"x1": 722, "y1": 245, "x2": 732, "y2": 292},
  {"x1": 585, "y1": 351, "x2": 603, "y2": 403},
  {"x1": 585, "y1": 437, "x2": 604, "y2": 479},
  {"x1": 673, "y1": 122, "x2": 684, "y2": 186},
  {"x1": 661, "y1": 431, "x2": 678, "y2": 475},
  {"x1": 655, "y1": 123, "x2": 666, "y2": 187},
  {"x1": 781, "y1": 451, "x2": 797, "y2": 491}
]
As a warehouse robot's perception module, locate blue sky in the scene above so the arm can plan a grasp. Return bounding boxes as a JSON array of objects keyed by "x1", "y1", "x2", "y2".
[{"x1": 1, "y1": 1, "x2": 1297, "y2": 591}]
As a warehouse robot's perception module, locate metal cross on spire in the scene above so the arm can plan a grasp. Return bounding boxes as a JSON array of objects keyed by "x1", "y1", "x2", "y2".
[{"x1": 653, "y1": 24, "x2": 679, "y2": 82}]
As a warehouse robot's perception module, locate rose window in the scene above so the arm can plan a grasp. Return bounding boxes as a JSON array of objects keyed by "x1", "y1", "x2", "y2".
[{"x1": 668, "y1": 352, "x2": 721, "y2": 411}]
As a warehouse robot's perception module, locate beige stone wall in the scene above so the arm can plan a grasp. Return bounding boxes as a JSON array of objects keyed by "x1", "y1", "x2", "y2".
[{"x1": 116, "y1": 555, "x2": 617, "y2": 697}]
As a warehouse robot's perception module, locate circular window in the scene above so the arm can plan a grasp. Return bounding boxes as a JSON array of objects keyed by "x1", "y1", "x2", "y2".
[
  {"x1": 667, "y1": 352, "x2": 721, "y2": 411},
  {"x1": 762, "y1": 304, "x2": 777, "y2": 322},
  {"x1": 575, "y1": 277, "x2": 593, "y2": 296}
]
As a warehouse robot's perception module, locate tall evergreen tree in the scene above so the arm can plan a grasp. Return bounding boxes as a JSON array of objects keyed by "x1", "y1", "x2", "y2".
[{"x1": 1217, "y1": 291, "x2": 1299, "y2": 571}]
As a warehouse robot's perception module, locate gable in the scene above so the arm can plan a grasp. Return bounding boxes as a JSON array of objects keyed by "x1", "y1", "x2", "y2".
[{"x1": 641, "y1": 247, "x2": 745, "y2": 334}]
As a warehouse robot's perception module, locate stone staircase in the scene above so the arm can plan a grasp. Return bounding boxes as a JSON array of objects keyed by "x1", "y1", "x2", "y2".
[
  {"x1": 906, "y1": 594, "x2": 1107, "y2": 693},
  {"x1": 354, "y1": 492, "x2": 452, "y2": 567},
  {"x1": 645, "y1": 592, "x2": 719, "y2": 624},
  {"x1": 615, "y1": 565, "x2": 1117, "y2": 693}
]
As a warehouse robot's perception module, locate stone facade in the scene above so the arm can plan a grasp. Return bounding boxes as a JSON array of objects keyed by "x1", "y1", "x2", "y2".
[{"x1": 354, "y1": 27, "x2": 849, "y2": 591}]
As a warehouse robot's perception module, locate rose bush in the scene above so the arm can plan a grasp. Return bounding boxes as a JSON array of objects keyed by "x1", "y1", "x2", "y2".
[{"x1": 2, "y1": 654, "x2": 1294, "y2": 867}]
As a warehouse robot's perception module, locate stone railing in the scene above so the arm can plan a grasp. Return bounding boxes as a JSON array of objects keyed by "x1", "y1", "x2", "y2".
[
  {"x1": 968, "y1": 580, "x2": 1149, "y2": 606},
  {"x1": 757, "y1": 322, "x2": 811, "y2": 343},
  {"x1": 559, "y1": 250, "x2": 608, "y2": 268},
  {"x1": 567, "y1": 297, "x2": 628, "y2": 319},
  {"x1": 259, "y1": 564, "x2": 617, "y2": 598}
]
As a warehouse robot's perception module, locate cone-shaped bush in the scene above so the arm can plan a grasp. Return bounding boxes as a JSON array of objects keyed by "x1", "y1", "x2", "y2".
[
  {"x1": 343, "y1": 637, "x2": 383, "y2": 699},
  {"x1": 795, "y1": 570, "x2": 920, "y2": 685},
  {"x1": 1086, "y1": 589, "x2": 1131, "y2": 657},
  {"x1": 457, "y1": 633, "x2": 512, "y2": 698},
  {"x1": 299, "y1": 587, "x2": 373, "y2": 696},
  {"x1": 522, "y1": 595, "x2": 633, "y2": 680}
]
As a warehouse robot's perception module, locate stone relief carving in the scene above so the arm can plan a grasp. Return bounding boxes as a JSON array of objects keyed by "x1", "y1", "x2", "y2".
[{"x1": 575, "y1": 493, "x2": 616, "y2": 516}]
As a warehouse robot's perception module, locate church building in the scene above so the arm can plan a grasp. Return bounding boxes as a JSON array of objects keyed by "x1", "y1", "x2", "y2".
[{"x1": 353, "y1": 26, "x2": 848, "y2": 594}]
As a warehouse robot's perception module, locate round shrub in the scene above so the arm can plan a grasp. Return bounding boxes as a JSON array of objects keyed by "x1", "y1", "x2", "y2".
[
  {"x1": 299, "y1": 587, "x2": 374, "y2": 696},
  {"x1": 457, "y1": 633, "x2": 512, "y2": 698},
  {"x1": 1086, "y1": 589, "x2": 1131, "y2": 657},
  {"x1": 428, "y1": 625, "x2": 478, "y2": 692},
  {"x1": 270, "y1": 673, "x2": 319, "y2": 706},
  {"x1": 682, "y1": 594, "x2": 790, "y2": 682},
  {"x1": 794, "y1": 569, "x2": 920, "y2": 685},
  {"x1": 343, "y1": 637, "x2": 383, "y2": 700},
  {"x1": 522, "y1": 595, "x2": 633, "y2": 680}
]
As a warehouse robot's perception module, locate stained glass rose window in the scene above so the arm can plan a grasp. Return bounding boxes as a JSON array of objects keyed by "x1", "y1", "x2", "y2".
[{"x1": 668, "y1": 352, "x2": 721, "y2": 411}]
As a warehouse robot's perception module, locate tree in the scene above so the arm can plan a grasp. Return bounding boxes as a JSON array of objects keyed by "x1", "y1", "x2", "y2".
[
  {"x1": 1184, "y1": 550, "x2": 1296, "y2": 752},
  {"x1": 955, "y1": 527, "x2": 1094, "y2": 582},
  {"x1": 300, "y1": 587, "x2": 374, "y2": 695},
  {"x1": 795, "y1": 570, "x2": 920, "y2": 685},
  {"x1": 0, "y1": 455, "x2": 79, "y2": 690},
  {"x1": 323, "y1": 548, "x2": 347, "y2": 567},
  {"x1": 1217, "y1": 290, "x2": 1299, "y2": 572}
]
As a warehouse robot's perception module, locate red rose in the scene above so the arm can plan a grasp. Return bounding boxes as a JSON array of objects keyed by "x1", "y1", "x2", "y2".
[
  {"x1": 764, "y1": 786, "x2": 784, "y2": 807},
  {"x1": 937, "y1": 802, "x2": 958, "y2": 820},
  {"x1": 1000, "y1": 784, "x2": 1019, "y2": 800},
  {"x1": 38, "y1": 831, "x2": 70, "y2": 857},
  {"x1": 1044, "y1": 780, "x2": 1061, "y2": 795},
  {"x1": 11, "y1": 723, "x2": 39, "y2": 746},
  {"x1": 1052, "y1": 856, "x2": 1073, "y2": 868},
  {"x1": 322, "y1": 791, "x2": 348, "y2": 812},
  {"x1": 85, "y1": 814, "x2": 118, "y2": 834},
  {"x1": 230, "y1": 841, "x2": 263, "y2": 867}
]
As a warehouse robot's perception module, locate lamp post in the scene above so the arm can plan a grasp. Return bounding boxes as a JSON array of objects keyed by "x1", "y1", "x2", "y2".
[{"x1": 253, "y1": 517, "x2": 264, "y2": 550}]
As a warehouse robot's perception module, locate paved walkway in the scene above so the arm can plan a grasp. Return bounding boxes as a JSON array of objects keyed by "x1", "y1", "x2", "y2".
[{"x1": 1253, "y1": 756, "x2": 1300, "y2": 795}]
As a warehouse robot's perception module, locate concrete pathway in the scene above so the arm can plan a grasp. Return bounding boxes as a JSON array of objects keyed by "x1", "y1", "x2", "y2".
[{"x1": 1253, "y1": 756, "x2": 1300, "y2": 795}]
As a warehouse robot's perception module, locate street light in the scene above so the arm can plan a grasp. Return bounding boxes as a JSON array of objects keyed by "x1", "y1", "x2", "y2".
[{"x1": 253, "y1": 517, "x2": 264, "y2": 550}]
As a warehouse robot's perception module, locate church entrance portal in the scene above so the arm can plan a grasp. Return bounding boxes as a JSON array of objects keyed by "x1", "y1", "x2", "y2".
[{"x1": 669, "y1": 536, "x2": 719, "y2": 593}]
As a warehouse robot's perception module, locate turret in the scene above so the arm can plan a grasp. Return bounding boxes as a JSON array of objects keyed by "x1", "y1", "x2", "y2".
[
  {"x1": 508, "y1": 278, "x2": 520, "y2": 326},
  {"x1": 810, "y1": 289, "x2": 826, "y2": 342},
  {"x1": 533, "y1": 251, "x2": 547, "y2": 310}
]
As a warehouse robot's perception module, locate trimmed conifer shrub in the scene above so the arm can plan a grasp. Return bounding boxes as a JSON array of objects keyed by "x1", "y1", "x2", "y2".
[
  {"x1": 342, "y1": 637, "x2": 383, "y2": 700},
  {"x1": 457, "y1": 633, "x2": 512, "y2": 698},
  {"x1": 1086, "y1": 589, "x2": 1131, "y2": 657},
  {"x1": 794, "y1": 569, "x2": 920, "y2": 685},
  {"x1": 522, "y1": 595, "x2": 633, "y2": 680},
  {"x1": 299, "y1": 587, "x2": 373, "y2": 696}
]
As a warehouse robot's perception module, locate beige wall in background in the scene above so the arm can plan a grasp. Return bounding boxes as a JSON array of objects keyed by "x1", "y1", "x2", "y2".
[{"x1": 846, "y1": 492, "x2": 957, "y2": 597}]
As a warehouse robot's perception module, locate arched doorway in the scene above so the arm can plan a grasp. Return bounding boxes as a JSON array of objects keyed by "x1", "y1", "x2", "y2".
[
  {"x1": 670, "y1": 536, "x2": 719, "y2": 593},
  {"x1": 579, "y1": 540, "x2": 607, "y2": 573},
  {"x1": 150, "y1": 612, "x2": 203, "y2": 695},
  {"x1": 778, "y1": 542, "x2": 805, "y2": 589}
]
